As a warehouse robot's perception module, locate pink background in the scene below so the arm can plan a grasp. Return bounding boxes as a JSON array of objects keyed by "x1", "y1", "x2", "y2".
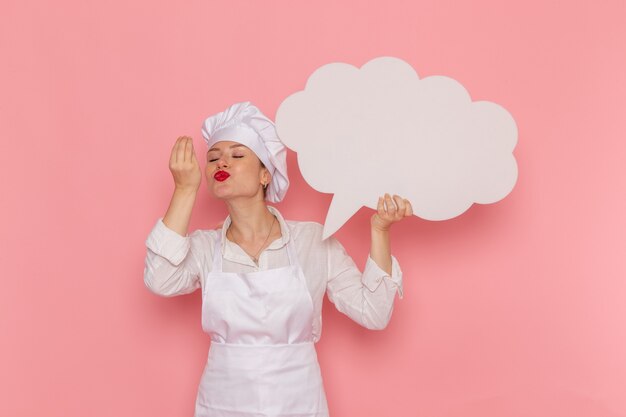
[{"x1": 2, "y1": 0, "x2": 625, "y2": 416}]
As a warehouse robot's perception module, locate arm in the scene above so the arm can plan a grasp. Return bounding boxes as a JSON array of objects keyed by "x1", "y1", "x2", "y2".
[
  {"x1": 369, "y1": 193, "x2": 413, "y2": 275},
  {"x1": 325, "y1": 235, "x2": 404, "y2": 330},
  {"x1": 325, "y1": 193, "x2": 412, "y2": 330},
  {"x1": 162, "y1": 136, "x2": 202, "y2": 235},
  {"x1": 143, "y1": 217, "x2": 203, "y2": 297},
  {"x1": 143, "y1": 136, "x2": 204, "y2": 296}
]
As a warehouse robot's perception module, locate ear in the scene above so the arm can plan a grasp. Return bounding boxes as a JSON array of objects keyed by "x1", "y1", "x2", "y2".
[{"x1": 262, "y1": 169, "x2": 272, "y2": 186}]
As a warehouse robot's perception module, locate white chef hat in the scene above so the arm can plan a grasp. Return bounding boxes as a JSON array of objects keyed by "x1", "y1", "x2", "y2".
[{"x1": 201, "y1": 101, "x2": 289, "y2": 203}]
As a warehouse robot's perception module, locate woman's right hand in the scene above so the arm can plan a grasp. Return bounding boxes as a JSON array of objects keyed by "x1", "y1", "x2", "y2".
[{"x1": 169, "y1": 136, "x2": 202, "y2": 192}]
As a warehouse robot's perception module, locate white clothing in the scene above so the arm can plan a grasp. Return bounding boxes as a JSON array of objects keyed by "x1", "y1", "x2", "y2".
[
  {"x1": 195, "y1": 230, "x2": 328, "y2": 416},
  {"x1": 144, "y1": 205, "x2": 404, "y2": 338}
]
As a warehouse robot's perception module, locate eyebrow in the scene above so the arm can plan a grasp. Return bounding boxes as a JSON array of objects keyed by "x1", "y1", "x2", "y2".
[{"x1": 207, "y1": 144, "x2": 247, "y2": 152}]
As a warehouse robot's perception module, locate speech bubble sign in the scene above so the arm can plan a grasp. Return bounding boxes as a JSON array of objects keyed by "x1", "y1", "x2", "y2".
[{"x1": 275, "y1": 56, "x2": 518, "y2": 239}]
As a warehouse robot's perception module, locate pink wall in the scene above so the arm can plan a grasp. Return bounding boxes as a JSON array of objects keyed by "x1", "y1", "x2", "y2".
[{"x1": 2, "y1": 1, "x2": 625, "y2": 416}]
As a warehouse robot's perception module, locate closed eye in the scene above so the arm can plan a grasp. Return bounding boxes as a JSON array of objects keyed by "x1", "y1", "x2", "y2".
[{"x1": 208, "y1": 155, "x2": 244, "y2": 162}]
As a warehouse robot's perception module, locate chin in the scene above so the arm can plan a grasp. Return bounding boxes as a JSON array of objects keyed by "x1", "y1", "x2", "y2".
[
  {"x1": 208, "y1": 186, "x2": 228, "y2": 200},
  {"x1": 209, "y1": 185, "x2": 259, "y2": 201},
  {"x1": 211, "y1": 192, "x2": 230, "y2": 201},
  {"x1": 211, "y1": 189, "x2": 241, "y2": 201}
]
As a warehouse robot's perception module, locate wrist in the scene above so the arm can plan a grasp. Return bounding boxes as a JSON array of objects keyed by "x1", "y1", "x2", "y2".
[
  {"x1": 371, "y1": 224, "x2": 391, "y2": 235},
  {"x1": 370, "y1": 215, "x2": 391, "y2": 233},
  {"x1": 174, "y1": 186, "x2": 199, "y2": 197}
]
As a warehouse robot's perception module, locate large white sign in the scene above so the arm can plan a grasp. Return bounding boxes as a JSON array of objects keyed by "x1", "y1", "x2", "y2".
[{"x1": 276, "y1": 56, "x2": 518, "y2": 239}]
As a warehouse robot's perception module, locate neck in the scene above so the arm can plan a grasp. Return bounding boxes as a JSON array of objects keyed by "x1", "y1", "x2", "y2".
[{"x1": 225, "y1": 199, "x2": 276, "y2": 242}]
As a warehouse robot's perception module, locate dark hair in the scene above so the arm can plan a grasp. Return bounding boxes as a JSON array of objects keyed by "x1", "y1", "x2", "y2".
[{"x1": 260, "y1": 161, "x2": 268, "y2": 199}]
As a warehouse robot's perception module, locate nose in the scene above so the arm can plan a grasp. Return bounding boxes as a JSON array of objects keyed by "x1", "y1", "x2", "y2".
[{"x1": 216, "y1": 158, "x2": 228, "y2": 169}]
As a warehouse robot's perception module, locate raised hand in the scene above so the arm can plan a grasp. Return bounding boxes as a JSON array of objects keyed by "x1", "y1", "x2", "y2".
[
  {"x1": 169, "y1": 136, "x2": 202, "y2": 192},
  {"x1": 162, "y1": 136, "x2": 202, "y2": 236},
  {"x1": 371, "y1": 193, "x2": 414, "y2": 232}
]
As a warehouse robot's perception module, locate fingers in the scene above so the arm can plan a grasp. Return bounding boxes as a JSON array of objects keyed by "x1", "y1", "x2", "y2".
[
  {"x1": 404, "y1": 199, "x2": 413, "y2": 217},
  {"x1": 176, "y1": 136, "x2": 185, "y2": 164},
  {"x1": 393, "y1": 194, "x2": 406, "y2": 217},
  {"x1": 169, "y1": 136, "x2": 201, "y2": 190},
  {"x1": 378, "y1": 194, "x2": 414, "y2": 219},
  {"x1": 377, "y1": 196, "x2": 385, "y2": 215},
  {"x1": 182, "y1": 136, "x2": 192, "y2": 163},
  {"x1": 191, "y1": 147, "x2": 198, "y2": 163},
  {"x1": 384, "y1": 193, "x2": 396, "y2": 215},
  {"x1": 184, "y1": 137, "x2": 191, "y2": 162},
  {"x1": 171, "y1": 136, "x2": 196, "y2": 165},
  {"x1": 170, "y1": 137, "x2": 182, "y2": 166},
  {"x1": 405, "y1": 199, "x2": 413, "y2": 217},
  {"x1": 186, "y1": 137, "x2": 196, "y2": 164}
]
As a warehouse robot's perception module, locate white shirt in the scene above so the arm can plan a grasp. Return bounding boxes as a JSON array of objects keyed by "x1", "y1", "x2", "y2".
[{"x1": 143, "y1": 205, "x2": 404, "y2": 342}]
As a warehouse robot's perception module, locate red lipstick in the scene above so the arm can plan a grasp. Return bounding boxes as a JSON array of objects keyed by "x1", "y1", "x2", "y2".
[{"x1": 214, "y1": 171, "x2": 230, "y2": 181}]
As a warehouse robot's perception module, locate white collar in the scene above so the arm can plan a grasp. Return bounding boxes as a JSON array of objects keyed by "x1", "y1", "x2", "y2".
[{"x1": 219, "y1": 205, "x2": 291, "y2": 266}]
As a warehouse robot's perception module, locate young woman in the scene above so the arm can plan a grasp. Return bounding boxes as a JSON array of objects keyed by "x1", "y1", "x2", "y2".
[{"x1": 143, "y1": 101, "x2": 412, "y2": 417}]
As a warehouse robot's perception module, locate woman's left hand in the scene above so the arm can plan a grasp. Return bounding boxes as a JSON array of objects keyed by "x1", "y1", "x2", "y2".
[{"x1": 371, "y1": 193, "x2": 414, "y2": 232}]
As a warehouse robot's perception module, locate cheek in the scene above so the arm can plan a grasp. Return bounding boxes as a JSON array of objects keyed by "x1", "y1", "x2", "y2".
[
  {"x1": 205, "y1": 166, "x2": 221, "y2": 185},
  {"x1": 240, "y1": 160, "x2": 261, "y2": 175}
]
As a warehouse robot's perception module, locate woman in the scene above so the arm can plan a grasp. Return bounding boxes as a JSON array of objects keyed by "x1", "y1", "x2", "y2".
[{"x1": 143, "y1": 101, "x2": 412, "y2": 417}]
